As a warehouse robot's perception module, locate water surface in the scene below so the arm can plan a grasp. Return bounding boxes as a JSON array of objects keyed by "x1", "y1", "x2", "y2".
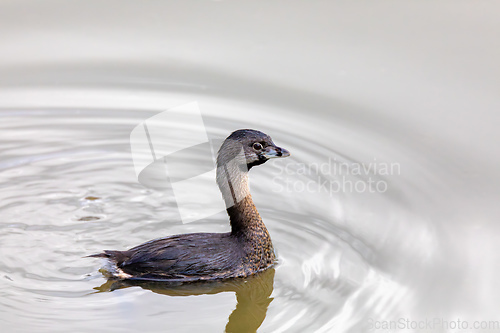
[{"x1": 1, "y1": 1, "x2": 499, "y2": 332}]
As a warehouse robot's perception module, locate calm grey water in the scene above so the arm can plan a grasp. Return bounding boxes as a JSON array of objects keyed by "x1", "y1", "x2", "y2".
[{"x1": 1, "y1": 1, "x2": 499, "y2": 333}]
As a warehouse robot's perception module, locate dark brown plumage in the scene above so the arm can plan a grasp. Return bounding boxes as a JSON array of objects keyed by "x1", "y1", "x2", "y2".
[{"x1": 88, "y1": 129, "x2": 290, "y2": 281}]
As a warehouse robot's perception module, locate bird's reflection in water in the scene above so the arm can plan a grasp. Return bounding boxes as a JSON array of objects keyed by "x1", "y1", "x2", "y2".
[{"x1": 94, "y1": 268, "x2": 275, "y2": 333}]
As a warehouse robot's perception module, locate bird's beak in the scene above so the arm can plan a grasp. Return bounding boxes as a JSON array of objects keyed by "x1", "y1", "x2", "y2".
[{"x1": 263, "y1": 146, "x2": 290, "y2": 159}]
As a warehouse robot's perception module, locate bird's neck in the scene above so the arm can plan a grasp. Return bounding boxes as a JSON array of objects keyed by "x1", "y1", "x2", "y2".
[
  {"x1": 226, "y1": 195, "x2": 267, "y2": 236},
  {"x1": 216, "y1": 162, "x2": 267, "y2": 235},
  {"x1": 216, "y1": 162, "x2": 251, "y2": 209}
]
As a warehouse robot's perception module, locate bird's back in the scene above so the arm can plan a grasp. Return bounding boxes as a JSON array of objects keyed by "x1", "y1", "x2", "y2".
[{"x1": 89, "y1": 232, "x2": 247, "y2": 281}]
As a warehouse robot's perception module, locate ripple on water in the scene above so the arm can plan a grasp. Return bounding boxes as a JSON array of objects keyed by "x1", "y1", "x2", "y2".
[{"x1": 0, "y1": 94, "x2": 432, "y2": 332}]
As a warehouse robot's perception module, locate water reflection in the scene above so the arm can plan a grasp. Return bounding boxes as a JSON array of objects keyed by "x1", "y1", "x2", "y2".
[{"x1": 94, "y1": 269, "x2": 275, "y2": 333}]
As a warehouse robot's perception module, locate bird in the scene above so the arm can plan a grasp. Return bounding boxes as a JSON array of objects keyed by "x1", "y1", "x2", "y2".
[{"x1": 88, "y1": 129, "x2": 290, "y2": 282}]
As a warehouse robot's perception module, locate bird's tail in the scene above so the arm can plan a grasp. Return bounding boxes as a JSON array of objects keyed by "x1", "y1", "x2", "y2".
[
  {"x1": 85, "y1": 250, "x2": 126, "y2": 261},
  {"x1": 86, "y1": 250, "x2": 132, "y2": 279}
]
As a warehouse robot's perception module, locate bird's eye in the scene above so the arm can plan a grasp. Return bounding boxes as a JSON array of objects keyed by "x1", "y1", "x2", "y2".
[{"x1": 252, "y1": 142, "x2": 263, "y2": 150}]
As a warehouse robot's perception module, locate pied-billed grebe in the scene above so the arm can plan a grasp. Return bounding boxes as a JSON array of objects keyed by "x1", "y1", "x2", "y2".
[{"x1": 88, "y1": 129, "x2": 290, "y2": 281}]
